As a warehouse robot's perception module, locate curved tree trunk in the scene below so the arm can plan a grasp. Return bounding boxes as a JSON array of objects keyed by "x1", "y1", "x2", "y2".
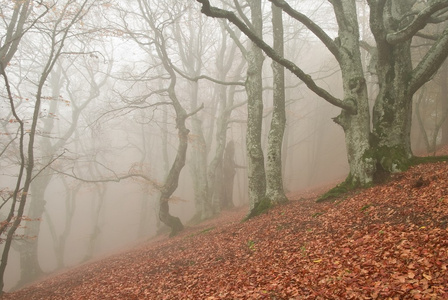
[
  {"x1": 152, "y1": 23, "x2": 191, "y2": 237},
  {"x1": 158, "y1": 118, "x2": 188, "y2": 236}
]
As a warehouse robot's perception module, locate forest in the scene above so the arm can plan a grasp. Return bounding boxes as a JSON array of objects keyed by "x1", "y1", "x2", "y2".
[{"x1": 1, "y1": 0, "x2": 448, "y2": 296}]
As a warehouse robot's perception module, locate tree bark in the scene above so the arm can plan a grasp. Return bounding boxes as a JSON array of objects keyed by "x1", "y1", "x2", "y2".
[
  {"x1": 17, "y1": 175, "x2": 49, "y2": 287},
  {"x1": 372, "y1": 41, "x2": 414, "y2": 172},
  {"x1": 220, "y1": 141, "x2": 237, "y2": 209},
  {"x1": 157, "y1": 94, "x2": 188, "y2": 236},
  {"x1": 332, "y1": 0, "x2": 374, "y2": 186},
  {"x1": 369, "y1": 1, "x2": 415, "y2": 172},
  {"x1": 246, "y1": 0, "x2": 266, "y2": 212},
  {"x1": 439, "y1": 63, "x2": 448, "y2": 145},
  {"x1": 266, "y1": 2, "x2": 287, "y2": 204}
]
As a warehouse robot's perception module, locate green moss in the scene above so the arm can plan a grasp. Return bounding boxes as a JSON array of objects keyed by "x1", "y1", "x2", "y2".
[
  {"x1": 379, "y1": 146, "x2": 410, "y2": 172},
  {"x1": 410, "y1": 155, "x2": 448, "y2": 165},
  {"x1": 365, "y1": 145, "x2": 410, "y2": 174},
  {"x1": 316, "y1": 175, "x2": 357, "y2": 202},
  {"x1": 200, "y1": 226, "x2": 215, "y2": 234},
  {"x1": 360, "y1": 204, "x2": 372, "y2": 212},
  {"x1": 244, "y1": 197, "x2": 271, "y2": 221},
  {"x1": 187, "y1": 226, "x2": 216, "y2": 238}
]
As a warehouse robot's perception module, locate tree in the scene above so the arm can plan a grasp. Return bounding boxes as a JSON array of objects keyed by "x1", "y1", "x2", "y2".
[
  {"x1": 0, "y1": 0, "x2": 49, "y2": 67},
  {"x1": 265, "y1": 1, "x2": 287, "y2": 204},
  {"x1": 367, "y1": 0, "x2": 448, "y2": 172},
  {"x1": 0, "y1": 0, "x2": 95, "y2": 292},
  {"x1": 245, "y1": 0, "x2": 267, "y2": 212},
  {"x1": 17, "y1": 14, "x2": 111, "y2": 287},
  {"x1": 119, "y1": 0, "x2": 203, "y2": 236},
  {"x1": 171, "y1": 9, "x2": 213, "y2": 221},
  {"x1": 196, "y1": 0, "x2": 448, "y2": 190}
]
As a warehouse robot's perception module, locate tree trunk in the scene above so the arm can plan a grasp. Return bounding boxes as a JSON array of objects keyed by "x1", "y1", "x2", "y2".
[
  {"x1": 189, "y1": 81, "x2": 211, "y2": 221},
  {"x1": 157, "y1": 94, "x2": 188, "y2": 236},
  {"x1": 157, "y1": 116, "x2": 188, "y2": 236},
  {"x1": 220, "y1": 141, "x2": 236, "y2": 209},
  {"x1": 17, "y1": 170, "x2": 49, "y2": 287},
  {"x1": 266, "y1": 2, "x2": 287, "y2": 204},
  {"x1": 332, "y1": 0, "x2": 374, "y2": 187},
  {"x1": 246, "y1": 0, "x2": 266, "y2": 213},
  {"x1": 159, "y1": 197, "x2": 184, "y2": 237},
  {"x1": 439, "y1": 63, "x2": 448, "y2": 145},
  {"x1": 18, "y1": 69, "x2": 63, "y2": 286},
  {"x1": 368, "y1": 1, "x2": 418, "y2": 172},
  {"x1": 372, "y1": 40, "x2": 414, "y2": 172}
]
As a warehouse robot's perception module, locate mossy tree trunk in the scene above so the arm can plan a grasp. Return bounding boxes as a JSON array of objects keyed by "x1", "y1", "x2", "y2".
[
  {"x1": 246, "y1": 0, "x2": 266, "y2": 212},
  {"x1": 157, "y1": 87, "x2": 188, "y2": 236},
  {"x1": 266, "y1": 2, "x2": 288, "y2": 204},
  {"x1": 369, "y1": 1, "x2": 414, "y2": 173},
  {"x1": 332, "y1": 0, "x2": 374, "y2": 187},
  {"x1": 368, "y1": 0, "x2": 448, "y2": 173}
]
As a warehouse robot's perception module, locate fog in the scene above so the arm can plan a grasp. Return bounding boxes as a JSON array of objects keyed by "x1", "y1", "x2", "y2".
[{"x1": 1, "y1": 0, "x2": 444, "y2": 292}]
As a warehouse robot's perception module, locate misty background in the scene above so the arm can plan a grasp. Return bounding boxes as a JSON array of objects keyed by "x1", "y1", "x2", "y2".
[{"x1": 1, "y1": 0, "x2": 445, "y2": 291}]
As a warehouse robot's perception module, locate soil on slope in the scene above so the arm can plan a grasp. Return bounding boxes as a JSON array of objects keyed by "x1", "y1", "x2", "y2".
[{"x1": 4, "y1": 161, "x2": 448, "y2": 299}]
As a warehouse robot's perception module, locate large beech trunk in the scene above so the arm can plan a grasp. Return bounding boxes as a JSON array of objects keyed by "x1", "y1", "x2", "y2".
[
  {"x1": 333, "y1": 0, "x2": 375, "y2": 187},
  {"x1": 372, "y1": 39, "x2": 414, "y2": 172},
  {"x1": 369, "y1": 1, "x2": 416, "y2": 173},
  {"x1": 246, "y1": 0, "x2": 266, "y2": 212}
]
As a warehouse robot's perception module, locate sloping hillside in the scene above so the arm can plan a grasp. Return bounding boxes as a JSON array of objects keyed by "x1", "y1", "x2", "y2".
[{"x1": 4, "y1": 162, "x2": 448, "y2": 299}]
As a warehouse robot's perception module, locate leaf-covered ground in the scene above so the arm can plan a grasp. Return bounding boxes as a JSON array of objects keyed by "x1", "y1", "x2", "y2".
[{"x1": 5, "y1": 162, "x2": 448, "y2": 299}]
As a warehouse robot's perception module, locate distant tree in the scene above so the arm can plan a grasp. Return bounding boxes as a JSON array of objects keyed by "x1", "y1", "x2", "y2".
[
  {"x1": 205, "y1": 26, "x2": 246, "y2": 215},
  {"x1": 171, "y1": 9, "x2": 213, "y2": 221},
  {"x1": 220, "y1": 140, "x2": 237, "y2": 209},
  {"x1": 171, "y1": 12, "x2": 249, "y2": 220},
  {"x1": 17, "y1": 28, "x2": 111, "y2": 287},
  {"x1": 118, "y1": 0, "x2": 203, "y2": 235},
  {"x1": 0, "y1": 0, "x2": 49, "y2": 67},
  {"x1": 0, "y1": 0, "x2": 95, "y2": 292}
]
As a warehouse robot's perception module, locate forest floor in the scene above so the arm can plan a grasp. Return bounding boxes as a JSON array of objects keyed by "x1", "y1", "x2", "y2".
[{"x1": 4, "y1": 154, "x2": 448, "y2": 299}]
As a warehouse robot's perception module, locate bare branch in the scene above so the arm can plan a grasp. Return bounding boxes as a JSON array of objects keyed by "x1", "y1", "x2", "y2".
[
  {"x1": 171, "y1": 63, "x2": 244, "y2": 86},
  {"x1": 269, "y1": 0, "x2": 340, "y2": 59},
  {"x1": 386, "y1": 0, "x2": 448, "y2": 44},
  {"x1": 196, "y1": 0, "x2": 356, "y2": 113},
  {"x1": 54, "y1": 169, "x2": 162, "y2": 191},
  {"x1": 186, "y1": 103, "x2": 205, "y2": 118},
  {"x1": 410, "y1": 25, "x2": 448, "y2": 94}
]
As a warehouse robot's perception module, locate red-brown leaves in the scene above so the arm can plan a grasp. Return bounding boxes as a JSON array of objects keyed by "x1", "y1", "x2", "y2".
[{"x1": 5, "y1": 162, "x2": 448, "y2": 299}]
